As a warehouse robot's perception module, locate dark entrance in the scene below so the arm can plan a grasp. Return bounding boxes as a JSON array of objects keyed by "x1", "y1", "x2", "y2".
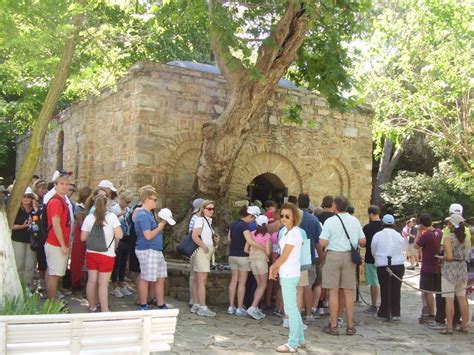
[{"x1": 247, "y1": 173, "x2": 287, "y2": 206}]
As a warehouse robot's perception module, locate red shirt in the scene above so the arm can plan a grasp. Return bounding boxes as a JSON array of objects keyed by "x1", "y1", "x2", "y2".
[
  {"x1": 416, "y1": 228, "x2": 442, "y2": 273},
  {"x1": 46, "y1": 194, "x2": 71, "y2": 247}
]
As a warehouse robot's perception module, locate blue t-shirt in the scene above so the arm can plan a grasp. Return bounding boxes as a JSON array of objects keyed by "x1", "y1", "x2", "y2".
[
  {"x1": 134, "y1": 209, "x2": 163, "y2": 251},
  {"x1": 299, "y1": 209, "x2": 322, "y2": 264},
  {"x1": 229, "y1": 219, "x2": 250, "y2": 257}
]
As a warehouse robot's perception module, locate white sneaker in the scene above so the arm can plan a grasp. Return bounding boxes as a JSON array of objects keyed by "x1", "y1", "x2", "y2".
[
  {"x1": 257, "y1": 308, "x2": 266, "y2": 319},
  {"x1": 120, "y1": 287, "x2": 132, "y2": 296},
  {"x1": 191, "y1": 304, "x2": 200, "y2": 313},
  {"x1": 235, "y1": 308, "x2": 248, "y2": 317},
  {"x1": 197, "y1": 307, "x2": 216, "y2": 317},
  {"x1": 227, "y1": 306, "x2": 236, "y2": 315},
  {"x1": 112, "y1": 288, "x2": 124, "y2": 298},
  {"x1": 247, "y1": 307, "x2": 262, "y2": 320}
]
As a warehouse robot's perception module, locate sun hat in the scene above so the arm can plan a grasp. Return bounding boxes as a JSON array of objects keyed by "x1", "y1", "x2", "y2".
[
  {"x1": 192, "y1": 198, "x2": 204, "y2": 213},
  {"x1": 247, "y1": 206, "x2": 261, "y2": 216},
  {"x1": 382, "y1": 214, "x2": 395, "y2": 225},
  {"x1": 98, "y1": 180, "x2": 117, "y2": 192},
  {"x1": 24, "y1": 186, "x2": 38, "y2": 200},
  {"x1": 448, "y1": 214, "x2": 464, "y2": 228},
  {"x1": 256, "y1": 215, "x2": 269, "y2": 226},
  {"x1": 158, "y1": 208, "x2": 176, "y2": 225},
  {"x1": 449, "y1": 203, "x2": 463, "y2": 215}
]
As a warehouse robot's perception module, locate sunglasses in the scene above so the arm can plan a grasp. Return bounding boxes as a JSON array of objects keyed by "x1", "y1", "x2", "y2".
[
  {"x1": 205, "y1": 207, "x2": 215, "y2": 211},
  {"x1": 280, "y1": 214, "x2": 292, "y2": 220},
  {"x1": 23, "y1": 195, "x2": 33, "y2": 199}
]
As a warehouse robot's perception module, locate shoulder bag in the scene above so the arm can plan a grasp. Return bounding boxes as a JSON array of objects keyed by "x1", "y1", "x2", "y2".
[{"x1": 335, "y1": 214, "x2": 362, "y2": 265}]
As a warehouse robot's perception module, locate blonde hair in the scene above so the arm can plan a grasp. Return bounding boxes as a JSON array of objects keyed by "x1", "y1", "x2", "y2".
[
  {"x1": 139, "y1": 187, "x2": 157, "y2": 203},
  {"x1": 119, "y1": 190, "x2": 133, "y2": 204},
  {"x1": 280, "y1": 203, "x2": 301, "y2": 227},
  {"x1": 198, "y1": 200, "x2": 215, "y2": 217}
]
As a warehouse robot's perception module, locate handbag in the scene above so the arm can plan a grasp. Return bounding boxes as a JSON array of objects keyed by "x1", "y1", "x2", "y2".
[
  {"x1": 176, "y1": 230, "x2": 199, "y2": 257},
  {"x1": 335, "y1": 214, "x2": 362, "y2": 265}
]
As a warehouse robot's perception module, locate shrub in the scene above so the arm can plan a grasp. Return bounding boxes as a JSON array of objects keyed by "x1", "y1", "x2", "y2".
[
  {"x1": 0, "y1": 293, "x2": 67, "y2": 315},
  {"x1": 381, "y1": 168, "x2": 474, "y2": 221}
]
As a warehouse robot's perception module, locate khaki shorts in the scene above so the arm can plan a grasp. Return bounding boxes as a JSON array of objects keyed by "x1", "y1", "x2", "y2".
[
  {"x1": 45, "y1": 243, "x2": 68, "y2": 277},
  {"x1": 307, "y1": 265, "x2": 317, "y2": 287},
  {"x1": 298, "y1": 270, "x2": 309, "y2": 287},
  {"x1": 229, "y1": 256, "x2": 251, "y2": 272},
  {"x1": 441, "y1": 276, "x2": 467, "y2": 298},
  {"x1": 249, "y1": 250, "x2": 268, "y2": 275},
  {"x1": 408, "y1": 244, "x2": 417, "y2": 257},
  {"x1": 191, "y1": 246, "x2": 214, "y2": 273},
  {"x1": 322, "y1": 251, "x2": 356, "y2": 289}
]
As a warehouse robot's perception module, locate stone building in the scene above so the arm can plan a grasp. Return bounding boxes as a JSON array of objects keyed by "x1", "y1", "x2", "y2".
[{"x1": 17, "y1": 60, "x2": 373, "y2": 221}]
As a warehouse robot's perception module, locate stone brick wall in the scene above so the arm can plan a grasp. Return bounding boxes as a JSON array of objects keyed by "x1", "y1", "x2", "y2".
[{"x1": 17, "y1": 60, "x2": 373, "y2": 221}]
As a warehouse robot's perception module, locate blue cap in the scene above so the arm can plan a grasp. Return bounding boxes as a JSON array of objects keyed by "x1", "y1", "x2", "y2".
[{"x1": 382, "y1": 214, "x2": 395, "y2": 225}]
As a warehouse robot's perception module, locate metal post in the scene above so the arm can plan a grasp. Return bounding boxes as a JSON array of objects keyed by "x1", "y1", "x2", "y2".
[
  {"x1": 387, "y1": 256, "x2": 392, "y2": 322},
  {"x1": 356, "y1": 263, "x2": 360, "y2": 302}
]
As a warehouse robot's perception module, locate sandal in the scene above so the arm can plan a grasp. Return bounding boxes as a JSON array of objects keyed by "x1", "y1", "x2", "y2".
[
  {"x1": 323, "y1": 324, "x2": 339, "y2": 336},
  {"x1": 440, "y1": 328, "x2": 453, "y2": 335},
  {"x1": 346, "y1": 327, "x2": 357, "y2": 336},
  {"x1": 276, "y1": 343, "x2": 298, "y2": 353},
  {"x1": 456, "y1": 326, "x2": 469, "y2": 333}
]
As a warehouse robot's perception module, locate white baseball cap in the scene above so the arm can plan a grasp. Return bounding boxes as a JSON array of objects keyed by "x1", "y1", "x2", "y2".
[
  {"x1": 448, "y1": 214, "x2": 464, "y2": 228},
  {"x1": 24, "y1": 186, "x2": 38, "y2": 200},
  {"x1": 158, "y1": 208, "x2": 176, "y2": 225},
  {"x1": 98, "y1": 180, "x2": 117, "y2": 192},
  {"x1": 382, "y1": 214, "x2": 395, "y2": 225},
  {"x1": 449, "y1": 203, "x2": 463, "y2": 215},
  {"x1": 256, "y1": 215, "x2": 269, "y2": 226},
  {"x1": 247, "y1": 206, "x2": 261, "y2": 216}
]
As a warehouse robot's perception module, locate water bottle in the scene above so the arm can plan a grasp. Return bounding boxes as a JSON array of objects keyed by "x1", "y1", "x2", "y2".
[{"x1": 31, "y1": 215, "x2": 40, "y2": 235}]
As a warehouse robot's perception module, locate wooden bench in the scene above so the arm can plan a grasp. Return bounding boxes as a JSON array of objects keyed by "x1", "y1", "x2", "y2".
[{"x1": 0, "y1": 309, "x2": 179, "y2": 354}]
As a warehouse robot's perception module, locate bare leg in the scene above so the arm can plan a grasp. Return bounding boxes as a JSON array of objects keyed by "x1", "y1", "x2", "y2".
[
  {"x1": 197, "y1": 272, "x2": 208, "y2": 306},
  {"x1": 237, "y1": 271, "x2": 249, "y2": 309},
  {"x1": 136, "y1": 276, "x2": 149, "y2": 305},
  {"x1": 343, "y1": 289, "x2": 355, "y2": 328},
  {"x1": 251, "y1": 274, "x2": 267, "y2": 309},
  {"x1": 86, "y1": 270, "x2": 98, "y2": 310},
  {"x1": 370, "y1": 286, "x2": 379, "y2": 307},
  {"x1": 313, "y1": 285, "x2": 322, "y2": 309},
  {"x1": 46, "y1": 272, "x2": 61, "y2": 300},
  {"x1": 228, "y1": 270, "x2": 239, "y2": 307},
  {"x1": 98, "y1": 272, "x2": 112, "y2": 312},
  {"x1": 425, "y1": 292, "x2": 435, "y2": 315},
  {"x1": 445, "y1": 297, "x2": 454, "y2": 329},
  {"x1": 328, "y1": 288, "x2": 339, "y2": 328},
  {"x1": 297, "y1": 286, "x2": 304, "y2": 311},
  {"x1": 154, "y1": 278, "x2": 166, "y2": 306},
  {"x1": 456, "y1": 295, "x2": 469, "y2": 328},
  {"x1": 304, "y1": 286, "x2": 313, "y2": 317}
]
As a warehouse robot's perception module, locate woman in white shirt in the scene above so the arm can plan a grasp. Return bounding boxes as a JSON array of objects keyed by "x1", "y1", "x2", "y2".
[
  {"x1": 269, "y1": 203, "x2": 304, "y2": 353},
  {"x1": 371, "y1": 214, "x2": 407, "y2": 321},
  {"x1": 81, "y1": 195, "x2": 123, "y2": 312},
  {"x1": 190, "y1": 200, "x2": 219, "y2": 317}
]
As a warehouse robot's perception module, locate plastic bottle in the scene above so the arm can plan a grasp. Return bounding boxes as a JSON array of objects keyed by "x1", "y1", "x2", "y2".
[{"x1": 31, "y1": 215, "x2": 40, "y2": 235}]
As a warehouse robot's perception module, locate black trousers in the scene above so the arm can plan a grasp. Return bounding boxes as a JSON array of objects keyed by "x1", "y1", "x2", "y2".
[
  {"x1": 112, "y1": 243, "x2": 130, "y2": 282},
  {"x1": 377, "y1": 265, "x2": 405, "y2": 318}
]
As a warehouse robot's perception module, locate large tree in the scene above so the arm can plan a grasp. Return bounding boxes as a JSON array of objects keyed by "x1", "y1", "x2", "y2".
[{"x1": 358, "y1": 0, "x2": 473, "y2": 205}]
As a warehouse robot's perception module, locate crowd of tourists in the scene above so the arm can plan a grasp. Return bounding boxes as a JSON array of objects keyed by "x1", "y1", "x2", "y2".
[{"x1": 7, "y1": 171, "x2": 473, "y2": 353}]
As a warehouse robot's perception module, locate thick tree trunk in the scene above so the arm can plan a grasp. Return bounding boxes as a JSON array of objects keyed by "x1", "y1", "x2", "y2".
[
  {"x1": 6, "y1": 1, "x2": 85, "y2": 227},
  {"x1": 371, "y1": 138, "x2": 407, "y2": 206}
]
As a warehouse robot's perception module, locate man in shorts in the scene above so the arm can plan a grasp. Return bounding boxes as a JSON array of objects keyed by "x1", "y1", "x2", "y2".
[
  {"x1": 362, "y1": 205, "x2": 384, "y2": 313},
  {"x1": 45, "y1": 171, "x2": 71, "y2": 300},
  {"x1": 319, "y1": 196, "x2": 366, "y2": 335}
]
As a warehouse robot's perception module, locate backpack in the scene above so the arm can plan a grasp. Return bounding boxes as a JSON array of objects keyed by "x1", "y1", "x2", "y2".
[
  {"x1": 37, "y1": 196, "x2": 69, "y2": 248},
  {"x1": 86, "y1": 218, "x2": 114, "y2": 252},
  {"x1": 119, "y1": 207, "x2": 132, "y2": 244}
]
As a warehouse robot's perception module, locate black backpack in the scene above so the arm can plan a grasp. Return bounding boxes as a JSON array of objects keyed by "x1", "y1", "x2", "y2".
[{"x1": 38, "y1": 195, "x2": 70, "y2": 243}]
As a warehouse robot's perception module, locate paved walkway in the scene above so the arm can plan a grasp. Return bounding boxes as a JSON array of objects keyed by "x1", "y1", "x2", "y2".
[{"x1": 67, "y1": 266, "x2": 473, "y2": 354}]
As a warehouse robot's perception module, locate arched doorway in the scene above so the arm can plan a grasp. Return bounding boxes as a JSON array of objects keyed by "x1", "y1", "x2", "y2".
[{"x1": 247, "y1": 173, "x2": 287, "y2": 206}]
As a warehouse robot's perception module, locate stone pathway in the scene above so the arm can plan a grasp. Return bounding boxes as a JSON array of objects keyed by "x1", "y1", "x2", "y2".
[{"x1": 66, "y1": 266, "x2": 473, "y2": 354}]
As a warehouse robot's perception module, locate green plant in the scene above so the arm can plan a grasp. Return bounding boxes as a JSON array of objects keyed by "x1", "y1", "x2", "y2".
[{"x1": 0, "y1": 293, "x2": 67, "y2": 315}]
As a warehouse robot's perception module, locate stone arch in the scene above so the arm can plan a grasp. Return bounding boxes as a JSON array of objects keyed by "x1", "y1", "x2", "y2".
[
  {"x1": 311, "y1": 158, "x2": 352, "y2": 200},
  {"x1": 229, "y1": 151, "x2": 303, "y2": 201}
]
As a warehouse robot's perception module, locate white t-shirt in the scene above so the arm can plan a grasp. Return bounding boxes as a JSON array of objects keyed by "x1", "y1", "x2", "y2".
[
  {"x1": 278, "y1": 226, "x2": 302, "y2": 278},
  {"x1": 193, "y1": 216, "x2": 213, "y2": 246},
  {"x1": 82, "y1": 212, "x2": 121, "y2": 257},
  {"x1": 371, "y1": 228, "x2": 407, "y2": 267}
]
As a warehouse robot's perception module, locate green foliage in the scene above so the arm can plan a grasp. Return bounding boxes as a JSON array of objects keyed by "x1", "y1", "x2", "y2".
[
  {"x1": 358, "y1": 0, "x2": 473, "y2": 174},
  {"x1": 381, "y1": 166, "x2": 474, "y2": 220},
  {"x1": 1, "y1": 293, "x2": 67, "y2": 315}
]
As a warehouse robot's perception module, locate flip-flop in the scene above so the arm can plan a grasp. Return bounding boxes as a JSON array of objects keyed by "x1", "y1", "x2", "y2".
[
  {"x1": 323, "y1": 325, "x2": 339, "y2": 336},
  {"x1": 440, "y1": 328, "x2": 453, "y2": 335},
  {"x1": 276, "y1": 343, "x2": 298, "y2": 353},
  {"x1": 346, "y1": 327, "x2": 357, "y2": 336}
]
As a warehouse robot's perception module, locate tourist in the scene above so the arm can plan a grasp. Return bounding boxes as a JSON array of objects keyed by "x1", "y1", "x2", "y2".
[
  {"x1": 264, "y1": 200, "x2": 276, "y2": 224},
  {"x1": 362, "y1": 205, "x2": 384, "y2": 313},
  {"x1": 11, "y1": 187, "x2": 37, "y2": 292},
  {"x1": 269, "y1": 203, "x2": 304, "y2": 353},
  {"x1": 319, "y1": 195, "x2": 366, "y2": 336},
  {"x1": 415, "y1": 213, "x2": 442, "y2": 323},
  {"x1": 67, "y1": 184, "x2": 76, "y2": 207},
  {"x1": 318, "y1": 195, "x2": 335, "y2": 225},
  {"x1": 227, "y1": 205, "x2": 261, "y2": 316},
  {"x1": 111, "y1": 190, "x2": 134, "y2": 298},
  {"x1": 134, "y1": 187, "x2": 174, "y2": 310},
  {"x1": 44, "y1": 171, "x2": 72, "y2": 300},
  {"x1": 190, "y1": 200, "x2": 219, "y2": 316},
  {"x1": 297, "y1": 193, "x2": 322, "y2": 323},
  {"x1": 438, "y1": 214, "x2": 470, "y2": 334},
  {"x1": 81, "y1": 195, "x2": 122, "y2": 312},
  {"x1": 188, "y1": 198, "x2": 203, "y2": 307},
  {"x1": 244, "y1": 214, "x2": 272, "y2": 320},
  {"x1": 70, "y1": 186, "x2": 92, "y2": 289},
  {"x1": 371, "y1": 214, "x2": 406, "y2": 320},
  {"x1": 405, "y1": 218, "x2": 418, "y2": 270},
  {"x1": 97, "y1": 180, "x2": 121, "y2": 215},
  {"x1": 266, "y1": 209, "x2": 283, "y2": 315},
  {"x1": 32, "y1": 179, "x2": 49, "y2": 291}
]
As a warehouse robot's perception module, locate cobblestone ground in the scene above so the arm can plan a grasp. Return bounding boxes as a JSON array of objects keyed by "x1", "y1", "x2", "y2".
[{"x1": 67, "y1": 265, "x2": 473, "y2": 354}]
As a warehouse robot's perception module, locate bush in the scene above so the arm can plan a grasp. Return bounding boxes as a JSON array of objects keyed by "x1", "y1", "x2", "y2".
[
  {"x1": 381, "y1": 168, "x2": 474, "y2": 221},
  {"x1": 0, "y1": 293, "x2": 67, "y2": 315}
]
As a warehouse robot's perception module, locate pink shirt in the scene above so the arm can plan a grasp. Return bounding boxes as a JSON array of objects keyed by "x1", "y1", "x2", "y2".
[{"x1": 251, "y1": 231, "x2": 271, "y2": 247}]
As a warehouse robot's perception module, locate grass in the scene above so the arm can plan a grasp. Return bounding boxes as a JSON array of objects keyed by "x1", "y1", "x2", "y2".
[{"x1": 0, "y1": 292, "x2": 67, "y2": 315}]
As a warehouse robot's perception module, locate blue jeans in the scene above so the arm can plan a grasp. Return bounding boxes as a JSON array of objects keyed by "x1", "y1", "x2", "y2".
[{"x1": 280, "y1": 276, "x2": 304, "y2": 348}]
